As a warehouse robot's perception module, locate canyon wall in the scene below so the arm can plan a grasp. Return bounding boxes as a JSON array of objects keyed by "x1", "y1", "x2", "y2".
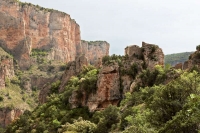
[
  {"x1": 0, "y1": 0, "x2": 110, "y2": 70},
  {"x1": 0, "y1": 0, "x2": 81, "y2": 70}
]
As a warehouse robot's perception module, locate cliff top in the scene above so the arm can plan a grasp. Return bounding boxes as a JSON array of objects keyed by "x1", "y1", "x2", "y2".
[
  {"x1": 4, "y1": 0, "x2": 78, "y2": 24},
  {"x1": 81, "y1": 40, "x2": 109, "y2": 45}
]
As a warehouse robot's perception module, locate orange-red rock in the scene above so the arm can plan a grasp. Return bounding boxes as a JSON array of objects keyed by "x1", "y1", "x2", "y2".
[{"x1": 0, "y1": 0, "x2": 81, "y2": 69}]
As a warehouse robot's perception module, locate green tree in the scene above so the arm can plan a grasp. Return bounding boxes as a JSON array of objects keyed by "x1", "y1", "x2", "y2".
[
  {"x1": 62, "y1": 117, "x2": 97, "y2": 133},
  {"x1": 145, "y1": 71, "x2": 200, "y2": 131},
  {"x1": 93, "y1": 105, "x2": 120, "y2": 133}
]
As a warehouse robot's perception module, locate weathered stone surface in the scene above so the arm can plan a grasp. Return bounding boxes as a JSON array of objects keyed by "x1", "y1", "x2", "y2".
[
  {"x1": 59, "y1": 55, "x2": 88, "y2": 92},
  {"x1": 0, "y1": 0, "x2": 81, "y2": 70},
  {"x1": 0, "y1": 57, "x2": 14, "y2": 88},
  {"x1": 81, "y1": 40, "x2": 110, "y2": 67},
  {"x1": 125, "y1": 45, "x2": 142, "y2": 57},
  {"x1": 124, "y1": 42, "x2": 164, "y2": 70},
  {"x1": 39, "y1": 82, "x2": 52, "y2": 104},
  {"x1": 0, "y1": 1, "x2": 110, "y2": 70},
  {"x1": 142, "y1": 42, "x2": 164, "y2": 69},
  {"x1": 22, "y1": 76, "x2": 55, "y2": 92},
  {"x1": 182, "y1": 50, "x2": 200, "y2": 70},
  {"x1": 183, "y1": 61, "x2": 189, "y2": 70},
  {"x1": 121, "y1": 75, "x2": 133, "y2": 94},
  {"x1": 0, "y1": 108, "x2": 24, "y2": 128},
  {"x1": 87, "y1": 62, "x2": 121, "y2": 111}
]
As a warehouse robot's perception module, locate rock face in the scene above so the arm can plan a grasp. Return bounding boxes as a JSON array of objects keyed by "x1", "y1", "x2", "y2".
[
  {"x1": 0, "y1": 0, "x2": 81, "y2": 70},
  {"x1": 125, "y1": 42, "x2": 164, "y2": 69},
  {"x1": 142, "y1": 42, "x2": 164, "y2": 69},
  {"x1": 67, "y1": 62, "x2": 121, "y2": 111},
  {"x1": 0, "y1": 108, "x2": 24, "y2": 128},
  {"x1": 67, "y1": 42, "x2": 164, "y2": 111},
  {"x1": 59, "y1": 55, "x2": 88, "y2": 91},
  {"x1": 0, "y1": 1, "x2": 109, "y2": 70},
  {"x1": 39, "y1": 55, "x2": 88, "y2": 103},
  {"x1": 182, "y1": 48, "x2": 200, "y2": 70},
  {"x1": 81, "y1": 40, "x2": 110, "y2": 67},
  {"x1": 125, "y1": 45, "x2": 142, "y2": 57},
  {"x1": 0, "y1": 48, "x2": 14, "y2": 88},
  {"x1": 87, "y1": 62, "x2": 121, "y2": 111}
]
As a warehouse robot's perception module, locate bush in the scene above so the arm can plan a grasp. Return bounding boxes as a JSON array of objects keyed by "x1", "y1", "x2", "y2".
[
  {"x1": 0, "y1": 96, "x2": 3, "y2": 102},
  {"x1": 11, "y1": 76, "x2": 20, "y2": 85},
  {"x1": 5, "y1": 77, "x2": 10, "y2": 87},
  {"x1": 31, "y1": 49, "x2": 48, "y2": 57},
  {"x1": 50, "y1": 80, "x2": 61, "y2": 94},
  {"x1": 196, "y1": 45, "x2": 200, "y2": 51}
]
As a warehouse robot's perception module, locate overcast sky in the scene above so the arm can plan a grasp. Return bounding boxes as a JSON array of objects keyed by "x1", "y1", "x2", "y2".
[{"x1": 20, "y1": 0, "x2": 200, "y2": 55}]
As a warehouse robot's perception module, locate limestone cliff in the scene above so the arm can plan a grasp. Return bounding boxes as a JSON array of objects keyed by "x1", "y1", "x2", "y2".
[
  {"x1": 81, "y1": 40, "x2": 110, "y2": 67},
  {"x1": 86, "y1": 63, "x2": 121, "y2": 111},
  {"x1": 0, "y1": 0, "x2": 109, "y2": 71},
  {"x1": 0, "y1": 0, "x2": 81, "y2": 70}
]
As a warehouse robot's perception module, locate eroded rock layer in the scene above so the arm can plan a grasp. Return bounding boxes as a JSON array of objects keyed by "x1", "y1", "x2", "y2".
[{"x1": 0, "y1": 0, "x2": 81, "y2": 69}]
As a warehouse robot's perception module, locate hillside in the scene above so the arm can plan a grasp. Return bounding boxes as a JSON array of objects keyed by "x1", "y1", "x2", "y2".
[
  {"x1": 6, "y1": 44, "x2": 200, "y2": 133},
  {"x1": 165, "y1": 52, "x2": 193, "y2": 66},
  {"x1": 1, "y1": 0, "x2": 200, "y2": 133}
]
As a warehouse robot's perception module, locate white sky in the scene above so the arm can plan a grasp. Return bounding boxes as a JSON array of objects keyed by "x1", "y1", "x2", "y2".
[{"x1": 20, "y1": 0, "x2": 200, "y2": 55}]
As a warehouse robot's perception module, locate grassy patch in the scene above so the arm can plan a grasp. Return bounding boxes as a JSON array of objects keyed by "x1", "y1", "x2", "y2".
[{"x1": 0, "y1": 83, "x2": 39, "y2": 110}]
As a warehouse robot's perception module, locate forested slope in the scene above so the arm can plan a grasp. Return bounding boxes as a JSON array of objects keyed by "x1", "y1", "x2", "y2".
[{"x1": 165, "y1": 52, "x2": 193, "y2": 66}]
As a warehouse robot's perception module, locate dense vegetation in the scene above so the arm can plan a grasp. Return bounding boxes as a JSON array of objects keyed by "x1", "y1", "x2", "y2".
[
  {"x1": 5, "y1": 61, "x2": 200, "y2": 133},
  {"x1": 165, "y1": 52, "x2": 193, "y2": 66},
  {"x1": 6, "y1": 65, "x2": 99, "y2": 133}
]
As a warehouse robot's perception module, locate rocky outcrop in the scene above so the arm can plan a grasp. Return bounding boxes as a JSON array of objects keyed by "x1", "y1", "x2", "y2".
[
  {"x1": 67, "y1": 62, "x2": 121, "y2": 112},
  {"x1": 39, "y1": 55, "x2": 88, "y2": 103},
  {"x1": 84, "y1": 63, "x2": 120, "y2": 111},
  {"x1": 142, "y1": 42, "x2": 164, "y2": 69},
  {"x1": 0, "y1": 0, "x2": 81, "y2": 70},
  {"x1": 81, "y1": 40, "x2": 110, "y2": 67},
  {"x1": 0, "y1": 108, "x2": 24, "y2": 128},
  {"x1": 59, "y1": 55, "x2": 88, "y2": 91},
  {"x1": 125, "y1": 42, "x2": 164, "y2": 70},
  {"x1": 125, "y1": 45, "x2": 142, "y2": 57},
  {"x1": 182, "y1": 48, "x2": 200, "y2": 70},
  {"x1": 0, "y1": 48, "x2": 14, "y2": 88},
  {"x1": 68, "y1": 42, "x2": 164, "y2": 111}
]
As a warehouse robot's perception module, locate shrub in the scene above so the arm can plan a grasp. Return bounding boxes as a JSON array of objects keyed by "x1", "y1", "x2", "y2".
[
  {"x1": 0, "y1": 96, "x2": 3, "y2": 102},
  {"x1": 196, "y1": 45, "x2": 200, "y2": 51},
  {"x1": 50, "y1": 80, "x2": 61, "y2": 94},
  {"x1": 59, "y1": 64, "x2": 66, "y2": 71},
  {"x1": 31, "y1": 49, "x2": 48, "y2": 57},
  {"x1": 11, "y1": 76, "x2": 20, "y2": 85},
  {"x1": 5, "y1": 77, "x2": 10, "y2": 87},
  {"x1": 128, "y1": 63, "x2": 139, "y2": 79}
]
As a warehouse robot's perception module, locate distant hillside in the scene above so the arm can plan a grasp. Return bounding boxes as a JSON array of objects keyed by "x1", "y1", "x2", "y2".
[{"x1": 165, "y1": 52, "x2": 193, "y2": 66}]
